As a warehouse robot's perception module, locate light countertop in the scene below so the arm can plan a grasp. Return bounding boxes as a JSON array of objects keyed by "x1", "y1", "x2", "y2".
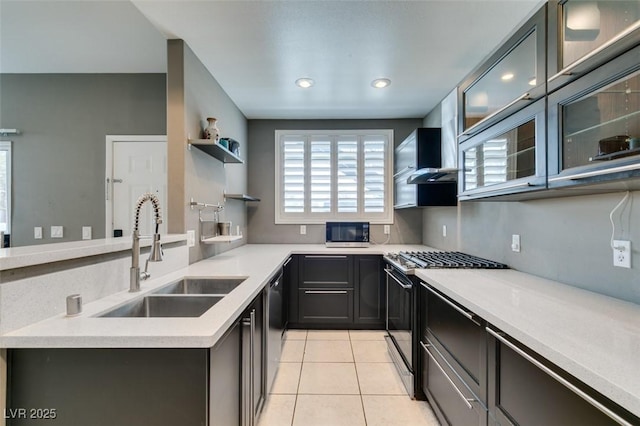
[
  {"x1": 416, "y1": 268, "x2": 640, "y2": 418},
  {"x1": 1, "y1": 243, "x2": 639, "y2": 416}
]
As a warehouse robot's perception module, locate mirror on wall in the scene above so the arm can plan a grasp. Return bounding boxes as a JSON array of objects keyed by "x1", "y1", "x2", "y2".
[{"x1": 0, "y1": 1, "x2": 167, "y2": 247}]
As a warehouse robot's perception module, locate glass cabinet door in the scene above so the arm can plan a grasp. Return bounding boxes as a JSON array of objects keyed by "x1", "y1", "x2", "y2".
[
  {"x1": 463, "y1": 121, "x2": 535, "y2": 192},
  {"x1": 459, "y1": 99, "x2": 546, "y2": 200},
  {"x1": 548, "y1": 44, "x2": 640, "y2": 186},
  {"x1": 548, "y1": 0, "x2": 640, "y2": 92},
  {"x1": 459, "y1": 6, "x2": 546, "y2": 139},
  {"x1": 562, "y1": 70, "x2": 640, "y2": 169}
]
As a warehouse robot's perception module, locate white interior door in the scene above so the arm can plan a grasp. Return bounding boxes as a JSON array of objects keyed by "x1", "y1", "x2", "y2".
[{"x1": 106, "y1": 136, "x2": 167, "y2": 238}]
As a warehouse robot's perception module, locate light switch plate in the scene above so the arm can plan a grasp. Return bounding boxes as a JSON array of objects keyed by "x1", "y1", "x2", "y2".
[
  {"x1": 300, "y1": 225, "x2": 307, "y2": 235},
  {"x1": 34, "y1": 227, "x2": 43, "y2": 239},
  {"x1": 442, "y1": 225, "x2": 447, "y2": 237},
  {"x1": 187, "y1": 230, "x2": 196, "y2": 247},
  {"x1": 384, "y1": 225, "x2": 390, "y2": 235},
  {"x1": 511, "y1": 234, "x2": 521, "y2": 252},
  {"x1": 51, "y1": 226, "x2": 63, "y2": 238},
  {"x1": 82, "y1": 226, "x2": 92, "y2": 240}
]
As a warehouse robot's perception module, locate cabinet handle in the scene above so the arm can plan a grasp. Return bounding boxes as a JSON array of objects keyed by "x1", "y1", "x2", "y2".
[
  {"x1": 393, "y1": 165, "x2": 415, "y2": 178},
  {"x1": 422, "y1": 283, "x2": 482, "y2": 327},
  {"x1": 548, "y1": 20, "x2": 640, "y2": 84},
  {"x1": 420, "y1": 341, "x2": 475, "y2": 410},
  {"x1": 459, "y1": 180, "x2": 540, "y2": 199},
  {"x1": 283, "y1": 257, "x2": 293, "y2": 267},
  {"x1": 461, "y1": 92, "x2": 532, "y2": 137},
  {"x1": 548, "y1": 163, "x2": 640, "y2": 183},
  {"x1": 486, "y1": 327, "x2": 633, "y2": 426},
  {"x1": 304, "y1": 290, "x2": 348, "y2": 294},
  {"x1": 304, "y1": 255, "x2": 348, "y2": 259}
]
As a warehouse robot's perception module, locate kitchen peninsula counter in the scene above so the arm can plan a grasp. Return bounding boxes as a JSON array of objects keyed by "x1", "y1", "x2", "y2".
[{"x1": 1, "y1": 243, "x2": 638, "y2": 416}]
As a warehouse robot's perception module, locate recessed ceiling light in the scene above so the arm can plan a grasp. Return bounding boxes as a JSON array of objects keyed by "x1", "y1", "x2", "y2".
[
  {"x1": 371, "y1": 78, "x2": 391, "y2": 89},
  {"x1": 295, "y1": 78, "x2": 314, "y2": 88},
  {"x1": 529, "y1": 77, "x2": 537, "y2": 86},
  {"x1": 501, "y1": 73, "x2": 515, "y2": 81}
]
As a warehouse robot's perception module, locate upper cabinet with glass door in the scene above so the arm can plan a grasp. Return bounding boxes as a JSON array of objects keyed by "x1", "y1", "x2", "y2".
[
  {"x1": 548, "y1": 44, "x2": 640, "y2": 189},
  {"x1": 459, "y1": 99, "x2": 547, "y2": 200},
  {"x1": 458, "y1": 6, "x2": 546, "y2": 142},
  {"x1": 548, "y1": 0, "x2": 640, "y2": 93}
]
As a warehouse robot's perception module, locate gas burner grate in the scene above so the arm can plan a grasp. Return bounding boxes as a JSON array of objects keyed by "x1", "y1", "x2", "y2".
[{"x1": 399, "y1": 251, "x2": 508, "y2": 269}]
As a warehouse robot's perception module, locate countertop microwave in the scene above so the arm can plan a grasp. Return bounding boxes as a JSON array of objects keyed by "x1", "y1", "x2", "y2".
[{"x1": 325, "y1": 222, "x2": 370, "y2": 247}]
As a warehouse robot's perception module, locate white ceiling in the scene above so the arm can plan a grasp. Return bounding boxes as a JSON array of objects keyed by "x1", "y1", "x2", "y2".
[{"x1": 1, "y1": 0, "x2": 544, "y2": 120}]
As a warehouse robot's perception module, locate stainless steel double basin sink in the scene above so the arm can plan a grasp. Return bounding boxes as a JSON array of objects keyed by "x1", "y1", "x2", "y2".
[{"x1": 98, "y1": 277, "x2": 246, "y2": 318}]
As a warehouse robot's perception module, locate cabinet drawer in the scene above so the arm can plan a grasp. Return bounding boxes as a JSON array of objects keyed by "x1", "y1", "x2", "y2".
[
  {"x1": 488, "y1": 329, "x2": 638, "y2": 426},
  {"x1": 297, "y1": 289, "x2": 354, "y2": 324},
  {"x1": 299, "y1": 255, "x2": 353, "y2": 288},
  {"x1": 421, "y1": 340, "x2": 486, "y2": 426},
  {"x1": 425, "y1": 284, "x2": 486, "y2": 400}
]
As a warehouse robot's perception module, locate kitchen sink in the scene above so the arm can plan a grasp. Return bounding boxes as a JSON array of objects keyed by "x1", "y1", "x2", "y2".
[
  {"x1": 152, "y1": 277, "x2": 246, "y2": 295},
  {"x1": 98, "y1": 295, "x2": 224, "y2": 318}
]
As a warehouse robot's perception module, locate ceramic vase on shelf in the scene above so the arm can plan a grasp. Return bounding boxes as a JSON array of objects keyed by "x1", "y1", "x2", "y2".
[{"x1": 203, "y1": 117, "x2": 220, "y2": 143}]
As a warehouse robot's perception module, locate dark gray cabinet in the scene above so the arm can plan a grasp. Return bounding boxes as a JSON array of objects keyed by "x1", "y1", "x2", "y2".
[
  {"x1": 7, "y1": 348, "x2": 209, "y2": 426},
  {"x1": 289, "y1": 254, "x2": 385, "y2": 328},
  {"x1": 420, "y1": 282, "x2": 487, "y2": 426},
  {"x1": 296, "y1": 254, "x2": 354, "y2": 325},
  {"x1": 487, "y1": 327, "x2": 639, "y2": 426},
  {"x1": 354, "y1": 255, "x2": 385, "y2": 326},
  {"x1": 210, "y1": 321, "x2": 242, "y2": 426}
]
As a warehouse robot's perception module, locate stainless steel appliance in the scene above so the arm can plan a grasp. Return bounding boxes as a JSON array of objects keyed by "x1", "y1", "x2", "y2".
[
  {"x1": 266, "y1": 269, "x2": 283, "y2": 393},
  {"x1": 325, "y1": 221, "x2": 370, "y2": 247},
  {"x1": 383, "y1": 250, "x2": 507, "y2": 399}
]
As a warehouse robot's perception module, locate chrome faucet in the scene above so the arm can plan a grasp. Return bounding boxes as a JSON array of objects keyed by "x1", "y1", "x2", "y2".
[{"x1": 130, "y1": 193, "x2": 163, "y2": 292}]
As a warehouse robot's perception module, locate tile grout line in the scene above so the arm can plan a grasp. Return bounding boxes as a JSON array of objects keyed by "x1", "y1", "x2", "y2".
[
  {"x1": 290, "y1": 330, "x2": 307, "y2": 426},
  {"x1": 349, "y1": 331, "x2": 369, "y2": 426}
]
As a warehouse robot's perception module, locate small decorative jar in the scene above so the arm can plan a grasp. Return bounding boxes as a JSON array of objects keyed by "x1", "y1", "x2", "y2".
[{"x1": 203, "y1": 117, "x2": 220, "y2": 143}]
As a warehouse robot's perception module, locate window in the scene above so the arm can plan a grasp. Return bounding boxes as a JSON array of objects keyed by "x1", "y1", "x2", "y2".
[
  {"x1": 275, "y1": 129, "x2": 393, "y2": 224},
  {"x1": 0, "y1": 142, "x2": 11, "y2": 235}
]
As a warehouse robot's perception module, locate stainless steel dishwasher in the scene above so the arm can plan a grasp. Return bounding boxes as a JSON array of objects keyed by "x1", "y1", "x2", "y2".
[{"x1": 266, "y1": 269, "x2": 284, "y2": 393}]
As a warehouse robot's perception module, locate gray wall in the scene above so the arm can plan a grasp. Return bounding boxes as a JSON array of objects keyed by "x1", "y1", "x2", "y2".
[
  {"x1": 247, "y1": 119, "x2": 424, "y2": 244},
  {"x1": 166, "y1": 41, "x2": 248, "y2": 263},
  {"x1": 421, "y1": 109, "x2": 640, "y2": 304},
  {"x1": 0, "y1": 73, "x2": 166, "y2": 247}
]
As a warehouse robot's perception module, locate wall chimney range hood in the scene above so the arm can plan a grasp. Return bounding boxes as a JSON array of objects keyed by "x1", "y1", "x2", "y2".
[
  {"x1": 406, "y1": 167, "x2": 458, "y2": 183},
  {"x1": 407, "y1": 88, "x2": 459, "y2": 185}
]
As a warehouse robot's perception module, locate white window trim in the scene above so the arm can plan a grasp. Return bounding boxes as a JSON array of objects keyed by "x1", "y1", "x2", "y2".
[
  {"x1": 0, "y1": 141, "x2": 12, "y2": 234},
  {"x1": 275, "y1": 129, "x2": 394, "y2": 224}
]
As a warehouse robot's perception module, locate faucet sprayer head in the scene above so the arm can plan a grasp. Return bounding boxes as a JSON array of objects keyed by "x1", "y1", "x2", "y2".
[{"x1": 148, "y1": 233, "x2": 164, "y2": 262}]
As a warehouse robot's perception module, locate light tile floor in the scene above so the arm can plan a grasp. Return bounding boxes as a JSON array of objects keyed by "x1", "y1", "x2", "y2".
[{"x1": 258, "y1": 329, "x2": 440, "y2": 426}]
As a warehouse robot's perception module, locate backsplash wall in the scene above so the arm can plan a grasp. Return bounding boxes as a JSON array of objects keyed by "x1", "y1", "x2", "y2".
[
  {"x1": 422, "y1": 110, "x2": 640, "y2": 304},
  {"x1": 247, "y1": 119, "x2": 425, "y2": 244}
]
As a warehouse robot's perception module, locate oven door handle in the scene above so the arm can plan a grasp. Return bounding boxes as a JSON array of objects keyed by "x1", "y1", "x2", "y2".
[
  {"x1": 422, "y1": 282, "x2": 482, "y2": 327},
  {"x1": 385, "y1": 267, "x2": 412, "y2": 289}
]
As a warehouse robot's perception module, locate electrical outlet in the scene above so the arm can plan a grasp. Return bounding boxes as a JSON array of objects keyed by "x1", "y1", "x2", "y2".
[
  {"x1": 384, "y1": 225, "x2": 390, "y2": 235},
  {"x1": 613, "y1": 240, "x2": 631, "y2": 268},
  {"x1": 82, "y1": 226, "x2": 92, "y2": 240},
  {"x1": 300, "y1": 225, "x2": 306, "y2": 235},
  {"x1": 511, "y1": 234, "x2": 521, "y2": 252},
  {"x1": 51, "y1": 226, "x2": 63, "y2": 238},
  {"x1": 187, "y1": 230, "x2": 196, "y2": 247},
  {"x1": 34, "y1": 227, "x2": 43, "y2": 239},
  {"x1": 442, "y1": 225, "x2": 447, "y2": 237}
]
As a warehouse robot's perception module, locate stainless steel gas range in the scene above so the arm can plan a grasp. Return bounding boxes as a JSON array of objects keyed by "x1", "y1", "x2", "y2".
[{"x1": 383, "y1": 251, "x2": 508, "y2": 399}]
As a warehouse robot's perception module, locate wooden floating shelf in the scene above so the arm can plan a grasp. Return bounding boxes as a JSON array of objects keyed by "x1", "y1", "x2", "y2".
[
  {"x1": 201, "y1": 235, "x2": 243, "y2": 244},
  {"x1": 188, "y1": 139, "x2": 243, "y2": 164}
]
